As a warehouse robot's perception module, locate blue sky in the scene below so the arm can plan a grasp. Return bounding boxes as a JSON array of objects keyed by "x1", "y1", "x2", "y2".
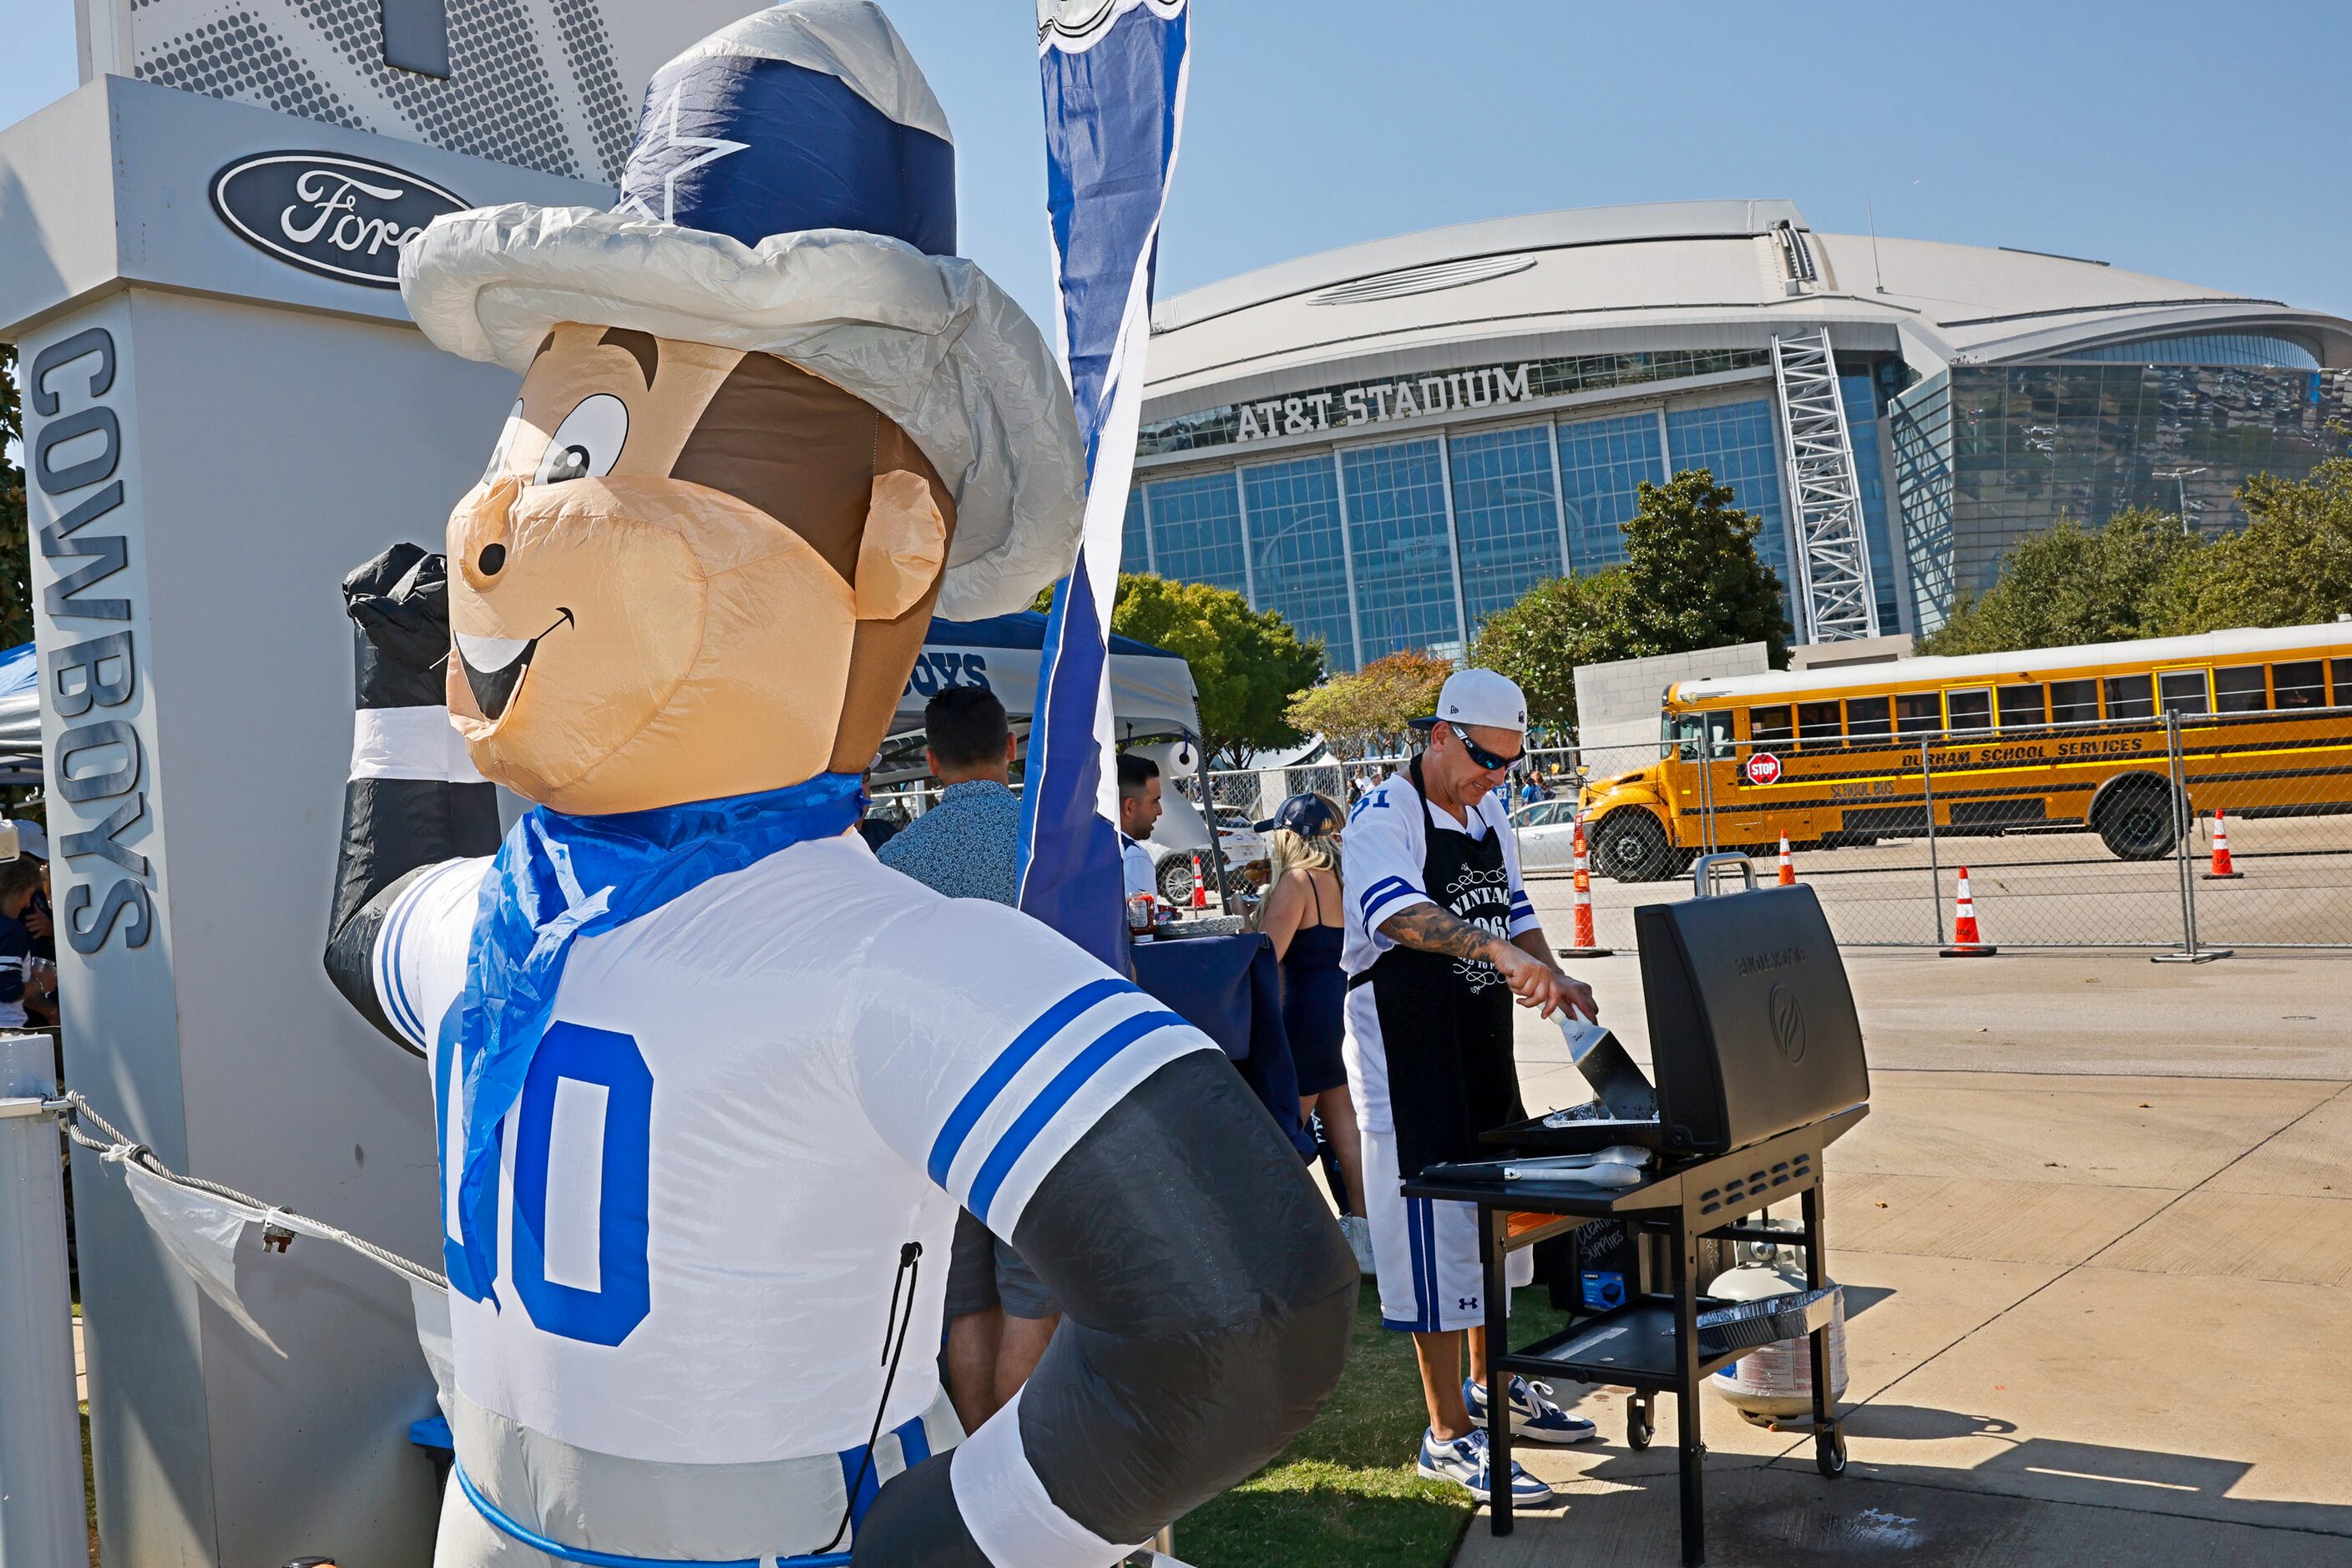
[{"x1": 5, "y1": 0, "x2": 2347, "y2": 330}]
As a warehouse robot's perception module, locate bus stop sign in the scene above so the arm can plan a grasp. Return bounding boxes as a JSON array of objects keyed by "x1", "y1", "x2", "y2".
[{"x1": 1746, "y1": 752, "x2": 1783, "y2": 786}]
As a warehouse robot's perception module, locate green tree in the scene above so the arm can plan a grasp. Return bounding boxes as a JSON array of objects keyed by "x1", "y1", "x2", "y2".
[
  {"x1": 1034, "y1": 572, "x2": 1325, "y2": 766},
  {"x1": 1468, "y1": 569, "x2": 1636, "y2": 733},
  {"x1": 1284, "y1": 648, "x2": 1453, "y2": 760},
  {"x1": 1616, "y1": 468, "x2": 1790, "y2": 666},
  {"x1": 1105, "y1": 574, "x2": 1323, "y2": 765},
  {"x1": 2150, "y1": 459, "x2": 2352, "y2": 634},
  {"x1": 0, "y1": 346, "x2": 30, "y2": 650},
  {"x1": 1920, "y1": 507, "x2": 2198, "y2": 655}
]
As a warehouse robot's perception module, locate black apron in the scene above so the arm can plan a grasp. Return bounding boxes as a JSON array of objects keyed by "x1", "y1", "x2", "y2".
[{"x1": 1362, "y1": 754, "x2": 1524, "y2": 1178}]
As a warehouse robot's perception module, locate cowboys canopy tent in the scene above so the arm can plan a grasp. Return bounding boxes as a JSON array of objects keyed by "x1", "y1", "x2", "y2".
[{"x1": 881, "y1": 612, "x2": 1201, "y2": 780}]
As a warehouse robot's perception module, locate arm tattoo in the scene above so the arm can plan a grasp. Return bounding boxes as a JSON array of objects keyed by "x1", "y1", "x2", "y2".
[{"x1": 1379, "y1": 903, "x2": 1500, "y2": 963}]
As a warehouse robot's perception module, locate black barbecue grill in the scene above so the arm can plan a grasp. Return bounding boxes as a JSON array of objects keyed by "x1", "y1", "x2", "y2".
[{"x1": 1404, "y1": 859, "x2": 1872, "y2": 1566}]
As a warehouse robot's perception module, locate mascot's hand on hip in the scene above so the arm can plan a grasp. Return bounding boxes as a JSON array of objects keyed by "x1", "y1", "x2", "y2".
[{"x1": 318, "y1": 6, "x2": 1353, "y2": 1567}]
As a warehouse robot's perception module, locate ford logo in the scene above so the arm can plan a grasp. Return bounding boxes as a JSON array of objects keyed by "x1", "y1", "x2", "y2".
[{"x1": 210, "y1": 152, "x2": 466, "y2": 288}]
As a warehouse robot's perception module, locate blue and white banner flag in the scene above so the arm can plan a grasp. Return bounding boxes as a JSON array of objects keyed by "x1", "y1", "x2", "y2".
[{"x1": 1018, "y1": 0, "x2": 1189, "y2": 969}]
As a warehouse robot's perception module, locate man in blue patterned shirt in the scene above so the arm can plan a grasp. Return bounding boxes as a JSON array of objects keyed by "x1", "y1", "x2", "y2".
[
  {"x1": 876, "y1": 685, "x2": 1060, "y2": 1431},
  {"x1": 878, "y1": 685, "x2": 1021, "y2": 905}
]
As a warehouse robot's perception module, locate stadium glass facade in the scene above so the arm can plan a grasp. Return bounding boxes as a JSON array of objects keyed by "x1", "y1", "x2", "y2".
[
  {"x1": 1891, "y1": 337, "x2": 2352, "y2": 631},
  {"x1": 1127, "y1": 326, "x2": 2350, "y2": 665},
  {"x1": 1126, "y1": 382, "x2": 1876, "y2": 670}
]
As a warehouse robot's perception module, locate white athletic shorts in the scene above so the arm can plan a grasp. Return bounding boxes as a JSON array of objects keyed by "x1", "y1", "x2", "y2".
[{"x1": 1361, "y1": 1126, "x2": 1532, "y2": 1334}]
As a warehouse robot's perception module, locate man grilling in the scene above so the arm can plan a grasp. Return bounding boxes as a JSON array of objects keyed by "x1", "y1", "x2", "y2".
[{"x1": 1341, "y1": 669, "x2": 1603, "y2": 1507}]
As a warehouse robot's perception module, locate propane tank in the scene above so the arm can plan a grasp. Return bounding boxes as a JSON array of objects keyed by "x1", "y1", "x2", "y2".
[{"x1": 1710, "y1": 1243, "x2": 1848, "y2": 1426}]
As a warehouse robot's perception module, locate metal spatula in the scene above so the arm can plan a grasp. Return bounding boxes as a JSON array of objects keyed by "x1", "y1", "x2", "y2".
[{"x1": 1558, "y1": 1016, "x2": 1658, "y2": 1120}]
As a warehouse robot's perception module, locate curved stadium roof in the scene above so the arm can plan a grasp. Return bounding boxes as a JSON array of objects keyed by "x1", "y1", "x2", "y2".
[{"x1": 1141, "y1": 199, "x2": 2352, "y2": 416}]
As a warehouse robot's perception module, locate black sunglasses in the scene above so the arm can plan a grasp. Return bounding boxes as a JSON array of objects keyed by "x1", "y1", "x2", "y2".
[{"x1": 1448, "y1": 721, "x2": 1524, "y2": 771}]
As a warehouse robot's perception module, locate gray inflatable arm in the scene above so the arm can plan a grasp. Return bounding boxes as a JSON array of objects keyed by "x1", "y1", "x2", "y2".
[{"x1": 852, "y1": 1050, "x2": 1357, "y2": 1565}]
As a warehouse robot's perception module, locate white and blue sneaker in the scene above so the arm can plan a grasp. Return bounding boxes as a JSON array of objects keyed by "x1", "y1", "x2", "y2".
[
  {"x1": 1417, "y1": 1426, "x2": 1554, "y2": 1505},
  {"x1": 1340, "y1": 1213, "x2": 1377, "y2": 1277},
  {"x1": 1465, "y1": 1376, "x2": 1601, "y2": 1444}
]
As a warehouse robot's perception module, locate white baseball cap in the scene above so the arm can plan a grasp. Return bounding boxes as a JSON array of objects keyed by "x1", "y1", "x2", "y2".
[{"x1": 1413, "y1": 668, "x2": 1529, "y2": 734}]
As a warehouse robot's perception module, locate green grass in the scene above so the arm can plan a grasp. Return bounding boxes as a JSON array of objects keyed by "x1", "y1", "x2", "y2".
[
  {"x1": 1175, "y1": 1292, "x2": 1574, "y2": 1568},
  {"x1": 81, "y1": 1402, "x2": 99, "y2": 1565}
]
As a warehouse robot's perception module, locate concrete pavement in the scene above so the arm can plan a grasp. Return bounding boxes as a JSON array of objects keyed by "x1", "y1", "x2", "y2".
[{"x1": 1454, "y1": 922, "x2": 2352, "y2": 1566}]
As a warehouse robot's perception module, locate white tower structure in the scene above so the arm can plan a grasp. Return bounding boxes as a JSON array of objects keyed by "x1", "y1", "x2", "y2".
[{"x1": 1772, "y1": 325, "x2": 1882, "y2": 641}]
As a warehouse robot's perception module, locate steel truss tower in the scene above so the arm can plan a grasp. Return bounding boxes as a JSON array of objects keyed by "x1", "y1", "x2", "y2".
[{"x1": 1771, "y1": 326, "x2": 1881, "y2": 642}]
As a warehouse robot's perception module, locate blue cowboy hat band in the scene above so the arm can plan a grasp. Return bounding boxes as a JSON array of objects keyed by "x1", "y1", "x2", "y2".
[{"x1": 616, "y1": 51, "x2": 955, "y2": 257}]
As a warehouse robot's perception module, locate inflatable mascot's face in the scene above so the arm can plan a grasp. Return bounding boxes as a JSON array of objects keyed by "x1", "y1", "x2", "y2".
[{"x1": 444, "y1": 322, "x2": 953, "y2": 814}]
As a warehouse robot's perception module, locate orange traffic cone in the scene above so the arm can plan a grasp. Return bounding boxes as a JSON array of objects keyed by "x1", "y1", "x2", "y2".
[
  {"x1": 1940, "y1": 865, "x2": 1998, "y2": 957},
  {"x1": 1777, "y1": 833, "x2": 1797, "y2": 886},
  {"x1": 2202, "y1": 810, "x2": 2243, "y2": 880},
  {"x1": 1556, "y1": 814, "x2": 1614, "y2": 958},
  {"x1": 1190, "y1": 851, "x2": 1210, "y2": 910}
]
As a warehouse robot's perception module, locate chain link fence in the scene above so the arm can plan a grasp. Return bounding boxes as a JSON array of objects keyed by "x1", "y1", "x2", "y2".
[
  {"x1": 1201, "y1": 758, "x2": 1400, "y2": 824},
  {"x1": 1205, "y1": 746, "x2": 1606, "y2": 827},
  {"x1": 1525, "y1": 709, "x2": 2352, "y2": 953},
  {"x1": 878, "y1": 714, "x2": 2350, "y2": 952}
]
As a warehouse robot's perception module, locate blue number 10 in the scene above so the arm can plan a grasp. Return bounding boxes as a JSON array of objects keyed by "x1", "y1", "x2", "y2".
[
  {"x1": 510, "y1": 1021, "x2": 653, "y2": 1346},
  {"x1": 434, "y1": 1019, "x2": 654, "y2": 1347}
]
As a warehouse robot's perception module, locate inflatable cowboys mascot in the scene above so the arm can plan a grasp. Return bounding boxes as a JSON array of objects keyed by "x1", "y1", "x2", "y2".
[{"x1": 320, "y1": 5, "x2": 1354, "y2": 1564}]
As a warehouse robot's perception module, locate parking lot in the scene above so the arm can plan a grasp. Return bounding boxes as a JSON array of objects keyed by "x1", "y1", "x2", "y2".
[{"x1": 1522, "y1": 813, "x2": 2352, "y2": 951}]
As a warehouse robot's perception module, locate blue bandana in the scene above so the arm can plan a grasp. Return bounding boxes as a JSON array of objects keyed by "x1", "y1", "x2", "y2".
[{"x1": 446, "y1": 772, "x2": 866, "y2": 1296}]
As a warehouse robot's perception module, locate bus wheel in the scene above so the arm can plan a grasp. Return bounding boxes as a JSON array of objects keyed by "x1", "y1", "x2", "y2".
[
  {"x1": 2095, "y1": 777, "x2": 2178, "y2": 861},
  {"x1": 1595, "y1": 810, "x2": 1675, "y2": 882}
]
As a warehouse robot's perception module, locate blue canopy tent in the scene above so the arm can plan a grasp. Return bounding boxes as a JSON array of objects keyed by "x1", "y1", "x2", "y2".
[
  {"x1": 890, "y1": 612, "x2": 1199, "y2": 747},
  {"x1": 0, "y1": 642, "x2": 39, "y2": 787}
]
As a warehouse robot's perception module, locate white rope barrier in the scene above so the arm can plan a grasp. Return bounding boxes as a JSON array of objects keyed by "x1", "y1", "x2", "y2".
[
  {"x1": 55, "y1": 1090, "x2": 454, "y2": 1392},
  {"x1": 61, "y1": 1090, "x2": 446, "y2": 1290}
]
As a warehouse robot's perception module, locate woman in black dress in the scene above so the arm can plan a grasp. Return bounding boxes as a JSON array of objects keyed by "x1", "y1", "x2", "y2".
[{"x1": 1257, "y1": 792, "x2": 1370, "y2": 1268}]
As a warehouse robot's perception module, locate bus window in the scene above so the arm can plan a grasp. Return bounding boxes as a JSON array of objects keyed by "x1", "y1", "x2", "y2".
[
  {"x1": 2104, "y1": 674, "x2": 2155, "y2": 720},
  {"x1": 1996, "y1": 683, "x2": 2046, "y2": 730},
  {"x1": 1797, "y1": 701, "x2": 1843, "y2": 749},
  {"x1": 2213, "y1": 666, "x2": 2267, "y2": 713},
  {"x1": 1750, "y1": 706, "x2": 1793, "y2": 744},
  {"x1": 1846, "y1": 695, "x2": 1893, "y2": 739},
  {"x1": 2334, "y1": 659, "x2": 2352, "y2": 706},
  {"x1": 1671, "y1": 711, "x2": 1733, "y2": 760},
  {"x1": 2050, "y1": 679, "x2": 2098, "y2": 724},
  {"x1": 1895, "y1": 693, "x2": 1941, "y2": 736},
  {"x1": 2158, "y1": 670, "x2": 2209, "y2": 716},
  {"x1": 1945, "y1": 688, "x2": 1993, "y2": 731},
  {"x1": 2274, "y1": 661, "x2": 2325, "y2": 709}
]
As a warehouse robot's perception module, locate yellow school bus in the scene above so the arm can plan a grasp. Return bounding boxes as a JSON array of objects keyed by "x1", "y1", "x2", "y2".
[{"x1": 1578, "y1": 622, "x2": 2352, "y2": 881}]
